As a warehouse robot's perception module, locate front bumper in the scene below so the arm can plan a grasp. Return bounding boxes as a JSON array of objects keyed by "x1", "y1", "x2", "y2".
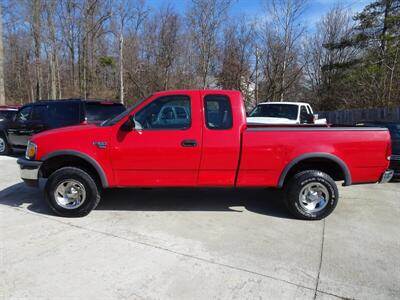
[
  {"x1": 380, "y1": 169, "x2": 394, "y2": 183},
  {"x1": 17, "y1": 158, "x2": 42, "y2": 187}
]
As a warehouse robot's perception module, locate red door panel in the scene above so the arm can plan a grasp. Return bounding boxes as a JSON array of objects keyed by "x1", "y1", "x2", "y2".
[
  {"x1": 197, "y1": 92, "x2": 244, "y2": 186},
  {"x1": 110, "y1": 92, "x2": 202, "y2": 187}
]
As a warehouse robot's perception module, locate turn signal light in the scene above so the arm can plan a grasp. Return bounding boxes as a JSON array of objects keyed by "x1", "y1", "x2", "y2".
[{"x1": 26, "y1": 141, "x2": 37, "y2": 160}]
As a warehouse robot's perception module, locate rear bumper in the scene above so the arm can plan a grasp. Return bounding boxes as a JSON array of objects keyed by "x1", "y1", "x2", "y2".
[
  {"x1": 380, "y1": 169, "x2": 394, "y2": 183},
  {"x1": 17, "y1": 158, "x2": 42, "y2": 187}
]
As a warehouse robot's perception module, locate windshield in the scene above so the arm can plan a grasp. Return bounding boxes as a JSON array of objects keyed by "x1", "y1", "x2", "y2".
[
  {"x1": 101, "y1": 96, "x2": 150, "y2": 126},
  {"x1": 249, "y1": 104, "x2": 298, "y2": 120}
]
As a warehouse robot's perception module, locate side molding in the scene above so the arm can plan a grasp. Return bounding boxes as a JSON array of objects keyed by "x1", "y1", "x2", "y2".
[
  {"x1": 42, "y1": 150, "x2": 109, "y2": 188},
  {"x1": 277, "y1": 152, "x2": 352, "y2": 188}
]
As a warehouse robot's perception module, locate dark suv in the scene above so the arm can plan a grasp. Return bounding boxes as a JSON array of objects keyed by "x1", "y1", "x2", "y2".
[
  {"x1": 356, "y1": 121, "x2": 400, "y2": 179},
  {"x1": 0, "y1": 99, "x2": 125, "y2": 155}
]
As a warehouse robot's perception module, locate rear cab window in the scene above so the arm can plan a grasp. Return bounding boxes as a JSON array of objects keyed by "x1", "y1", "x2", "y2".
[{"x1": 204, "y1": 95, "x2": 233, "y2": 129}]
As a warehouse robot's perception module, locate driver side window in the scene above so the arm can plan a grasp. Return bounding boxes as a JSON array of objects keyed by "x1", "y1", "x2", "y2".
[{"x1": 135, "y1": 95, "x2": 191, "y2": 130}]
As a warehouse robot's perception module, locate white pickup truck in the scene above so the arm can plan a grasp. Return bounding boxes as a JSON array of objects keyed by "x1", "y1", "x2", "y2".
[{"x1": 247, "y1": 102, "x2": 327, "y2": 125}]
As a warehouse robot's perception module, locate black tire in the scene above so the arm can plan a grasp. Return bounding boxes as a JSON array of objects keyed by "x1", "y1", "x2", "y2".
[
  {"x1": 0, "y1": 134, "x2": 12, "y2": 155},
  {"x1": 45, "y1": 167, "x2": 101, "y2": 217},
  {"x1": 284, "y1": 170, "x2": 339, "y2": 220}
]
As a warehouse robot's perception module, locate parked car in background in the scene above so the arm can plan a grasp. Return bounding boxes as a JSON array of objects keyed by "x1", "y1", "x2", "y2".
[
  {"x1": 356, "y1": 121, "x2": 400, "y2": 179},
  {"x1": 17, "y1": 90, "x2": 392, "y2": 220},
  {"x1": 0, "y1": 105, "x2": 20, "y2": 122},
  {"x1": 0, "y1": 99, "x2": 125, "y2": 155},
  {"x1": 247, "y1": 102, "x2": 327, "y2": 125}
]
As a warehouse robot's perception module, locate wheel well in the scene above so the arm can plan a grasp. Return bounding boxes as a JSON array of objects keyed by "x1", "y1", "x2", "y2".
[
  {"x1": 283, "y1": 158, "x2": 347, "y2": 186},
  {"x1": 0, "y1": 130, "x2": 7, "y2": 139},
  {"x1": 40, "y1": 155, "x2": 102, "y2": 186}
]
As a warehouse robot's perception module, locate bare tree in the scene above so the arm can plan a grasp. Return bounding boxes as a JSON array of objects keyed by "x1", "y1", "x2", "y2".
[
  {"x1": 156, "y1": 7, "x2": 180, "y2": 90},
  {"x1": 113, "y1": 0, "x2": 146, "y2": 103},
  {"x1": 44, "y1": 1, "x2": 60, "y2": 99},
  {"x1": 0, "y1": 4, "x2": 5, "y2": 105},
  {"x1": 187, "y1": 0, "x2": 232, "y2": 89},
  {"x1": 218, "y1": 19, "x2": 254, "y2": 101},
  {"x1": 59, "y1": 0, "x2": 82, "y2": 96},
  {"x1": 303, "y1": 5, "x2": 356, "y2": 110},
  {"x1": 259, "y1": 0, "x2": 307, "y2": 101},
  {"x1": 31, "y1": 0, "x2": 42, "y2": 100}
]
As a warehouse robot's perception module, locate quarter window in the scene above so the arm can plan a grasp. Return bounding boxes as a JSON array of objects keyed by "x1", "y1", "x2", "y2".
[
  {"x1": 204, "y1": 95, "x2": 233, "y2": 129},
  {"x1": 135, "y1": 95, "x2": 191, "y2": 129}
]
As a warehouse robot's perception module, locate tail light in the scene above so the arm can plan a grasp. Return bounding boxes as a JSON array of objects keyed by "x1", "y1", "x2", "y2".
[{"x1": 386, "y1": 139, "x2": 392, "y2": 161}]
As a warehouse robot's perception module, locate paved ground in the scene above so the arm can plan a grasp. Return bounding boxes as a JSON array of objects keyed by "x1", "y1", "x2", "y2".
[{"x1": 0, "y1": 155, "x2": 399, "y2": 300}]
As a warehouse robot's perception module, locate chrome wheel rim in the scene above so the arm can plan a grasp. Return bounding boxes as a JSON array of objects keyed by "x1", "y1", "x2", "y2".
[
  {"x1": 54, "y1": 180, "x2": 86, "y2": 210},
  {"x1": 0, "y1": 137, "x2": 5, "y2": 153},
  {"x1": 299, "y1": 182, "x2": 329, "y2": 213}
]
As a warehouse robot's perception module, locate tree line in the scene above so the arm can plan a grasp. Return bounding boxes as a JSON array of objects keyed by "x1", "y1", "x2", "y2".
[{"x1": 1, "y1": 0, "x2": 399, "y2": 111}]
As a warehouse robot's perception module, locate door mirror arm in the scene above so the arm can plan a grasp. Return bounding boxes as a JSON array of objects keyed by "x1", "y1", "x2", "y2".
[{"x1": 121, "y1": 115, "x2": 143, "y2": 132}]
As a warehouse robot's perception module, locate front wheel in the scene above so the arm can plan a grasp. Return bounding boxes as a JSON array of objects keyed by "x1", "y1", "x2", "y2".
[
  {"x1": 45, "y1": 167, "x2": 101, "y2": 217},
  {"x1": 284, "y1": 170, "x2": 339, "y2": 220}
]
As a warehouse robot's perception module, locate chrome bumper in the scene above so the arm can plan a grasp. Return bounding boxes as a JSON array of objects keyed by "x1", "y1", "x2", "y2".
[
  {"x1": 17, "y1": 158, "x2": 42, "y2": 187},
  {"x1": 380, "y1": 169, "x2": 394, "y2": 183}
]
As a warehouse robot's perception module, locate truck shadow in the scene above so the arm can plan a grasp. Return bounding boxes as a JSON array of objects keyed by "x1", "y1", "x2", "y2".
[{"x1": 0, "y1": 182, "x2": 293, "y2": 219}]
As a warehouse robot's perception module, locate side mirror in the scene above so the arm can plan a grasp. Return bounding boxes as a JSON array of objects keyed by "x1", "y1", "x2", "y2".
[
  {"x1": 121, "y1": 115, "x2": 142, "y2": 131},
  {"x1": 121, "y1": 116, "x2": 134, "y2": 131}
]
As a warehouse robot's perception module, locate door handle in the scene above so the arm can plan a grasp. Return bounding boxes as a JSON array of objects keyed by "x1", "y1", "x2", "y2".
[{"x1": 181, "y1": 139, "x2": 197, "y2": 147}]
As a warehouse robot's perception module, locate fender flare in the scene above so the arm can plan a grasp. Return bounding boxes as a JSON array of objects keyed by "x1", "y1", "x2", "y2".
[
  {"x1": 42, "y1": 150, "x2": 109, "y2": 188},
  {"x1": 277, "y1": 152, "x2": 352, "y2": 188}
]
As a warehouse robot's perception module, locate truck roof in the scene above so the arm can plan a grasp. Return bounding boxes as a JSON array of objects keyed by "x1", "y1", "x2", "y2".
[
  {"x1": 152, "y1": 90, "x2": 241, "y2": 96},
  {"x1": 257, "y1": 102, "x2": 310, "y2": 106}
]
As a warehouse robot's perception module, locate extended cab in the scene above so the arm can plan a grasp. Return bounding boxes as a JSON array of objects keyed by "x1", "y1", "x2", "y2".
[{"x1": 17, "y1": 90, "x2": 393, "y2": 220}]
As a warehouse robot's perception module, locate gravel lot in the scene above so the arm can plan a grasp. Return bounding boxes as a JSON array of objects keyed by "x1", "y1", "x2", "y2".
[{"x1": 0, "y1": 155, "x2": 399, "y2": 300}]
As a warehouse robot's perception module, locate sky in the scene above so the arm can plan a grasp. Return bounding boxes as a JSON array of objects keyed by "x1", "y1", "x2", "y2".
[{"x1": 145, "y1": 0, "x2": 371, "y2": 32}]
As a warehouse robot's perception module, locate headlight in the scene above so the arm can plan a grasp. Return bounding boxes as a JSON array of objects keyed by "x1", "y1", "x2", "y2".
[{"x1": 26, "y1": 141, "x2": 37, "y2": 160}]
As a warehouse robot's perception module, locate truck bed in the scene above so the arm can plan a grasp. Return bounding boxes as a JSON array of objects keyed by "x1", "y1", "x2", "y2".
[{"x1": 236, "y1": 125, "x2": 390, "y2": 187}]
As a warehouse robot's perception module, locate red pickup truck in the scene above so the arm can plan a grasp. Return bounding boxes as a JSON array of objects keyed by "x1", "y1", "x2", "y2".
[{"x1": 17, "y1": 90, "x2": 393, "y2": 220}]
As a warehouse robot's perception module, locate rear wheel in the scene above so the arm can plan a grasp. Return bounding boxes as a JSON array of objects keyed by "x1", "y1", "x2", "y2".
[
  {"x1": 284, "y1": 170, "x2": 338, "y2": 220},
  {"x1": 0, "y1": 135, "x2": 11, "y2": 155},
  {"x1": 45, "y1": 167, "x2": 101, "y2": 217}
]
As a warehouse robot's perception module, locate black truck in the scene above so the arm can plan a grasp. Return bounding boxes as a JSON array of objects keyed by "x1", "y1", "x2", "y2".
[{"x1": 0, "y1": 99, "x2": 125, "y2": 155}]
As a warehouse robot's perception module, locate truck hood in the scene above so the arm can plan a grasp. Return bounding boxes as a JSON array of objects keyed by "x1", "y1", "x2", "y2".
[
  {"x1": 31, "y1": 124, "x2": 114, "y2": 160},
  {"x1": 246, "y1": 117, "x2": 296, "y2": 124},
  {"x1": 33, "y1": 124, "x2": 100, "y2": 140}
]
